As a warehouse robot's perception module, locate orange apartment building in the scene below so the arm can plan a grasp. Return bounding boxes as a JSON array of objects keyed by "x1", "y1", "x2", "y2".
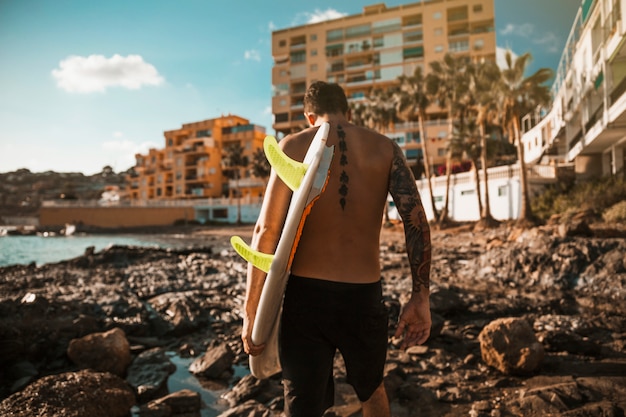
[
  {"x1": 127, "y1": 114, "x2": 267, "y2": 202},
  {"x1": 271, "y1": 0, "x2": 496, "y2": 168}
]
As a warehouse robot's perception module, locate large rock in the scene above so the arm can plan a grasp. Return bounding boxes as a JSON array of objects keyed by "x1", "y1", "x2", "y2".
[
  {"x1": 217, "y1": 399, "x2": 273, "y2": 417},
  {"x1": 138, "y1": 389, "x2": 202, "y2": 416},
  {"x1": 67, "y1": 327, "x2": 131, "y2": 377},
  {"x1": 189, "y1": 341, "x2": 235, "y2": 379},
  {"x1": 0, "y1": 369, "x2": 135, "y2": 417},
  {"x1": 221, "y1": 374, "x2": 283, "y2": 408},
  {"x1": 126, "y1": 348, "x2": 176, "y2": 403},
  {"x1": 478, "y1": 317, "x2": 544, "y2": 375}
]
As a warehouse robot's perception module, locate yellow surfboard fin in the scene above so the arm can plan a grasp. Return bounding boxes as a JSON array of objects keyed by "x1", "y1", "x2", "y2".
[
  {"x1": 230, "y1": 236, "x2": 274, "y2": 273},
  {"x1": 264, "y1": 135, "x2": 308, "y2": 192}
]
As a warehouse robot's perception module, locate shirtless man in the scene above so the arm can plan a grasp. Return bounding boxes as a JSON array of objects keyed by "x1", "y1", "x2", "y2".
[{"x1": 242, "y1": 81, "x2": 432, "y2": 417}]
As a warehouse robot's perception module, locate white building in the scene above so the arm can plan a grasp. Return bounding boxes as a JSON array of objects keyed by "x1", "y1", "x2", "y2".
[{"x1": 522, "y1": 0, "x2": 626, "y2": 178}]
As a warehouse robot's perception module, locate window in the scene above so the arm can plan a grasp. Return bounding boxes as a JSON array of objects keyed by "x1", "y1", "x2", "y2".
[
  {"x1": 435, "y1": 45, "x2": 444, "y2": 53},
  {"x1": 279, "y1": 69, "x2": 287, "y2": 77},
  {"x1": 213, "y1": 208, "x2": 228, "y2": 219},
  {"x1": 326, "y1": 44, "x2": 343, "y2": 57},
  {"x1": 279, "y1": 39, "x2": 286, "y2": 47},
  {"x1": 196, "y1": 129, "x2": 211, "y2": 138},
  {"x1": 274, "y1": 83, "x2": 288, "y2": 96},
  {"x1": 403, "y1": 46, "x2": 424, "y2": 59},
  {"x1": 345, "y1": 24, "x2": 370, "y2": 38},
  {"x1": 327, "y1": 29, "x2": 343, "y2": 42},
  {"x1": 437, "y1": 148, "x2": 446, "y2": 157},
  {"x1": 373, "y1": 36, "x2": 384, "y2": 48},
  {"x1": 404, "y1": 14, "x2": 422, "y2": 26},
  {"x1": 310, "y1": 34, "x2": 317, "y2": 41},
  {"x1": 474, "y1": 39, "x2": 484, "y2": 50},
  {"x1": 290, "y1": 51, "x2": 306, "y2": 63},
  {"x1": 433, "y1": 11, "x2": 442, "y2": 19},
  {"x1": 404, "y1": 30, "x2": 423, "y2": 43},
  {"x1": 373, "y1": 18, "x2": 401, "y2": 33},
  {"x1": 434, "y1": 27, "x2": 443, "y2": 36},
  {"x1": 473, "y1": 4, "x2": 483, "y2": 12},
  {"x1": 460, "y1": 189, "x2": 475, "y2": 196},
  {"x1": 310, "y1": 64, "x2": 318, "y2": 72},
  {"x1": 279, "y1": 98, "x2": 287, "y2": 106},
  {"x1": 311, "y1": 49, "x2": 317, "y2": 56},
  {"x1": 498, "y1": 185, "x2": 508, "y2": 197},
  {"x1": 449, "y1": 40, "x2": 469, "y2": 52},
  {"x1": 275, "y1": 113, "x2": 289, "y2": 123}
]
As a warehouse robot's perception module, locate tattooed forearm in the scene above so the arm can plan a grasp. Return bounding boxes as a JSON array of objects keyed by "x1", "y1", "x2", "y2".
[{"x1": 388, "y1": 143, "x2": 431, "y2": 295}]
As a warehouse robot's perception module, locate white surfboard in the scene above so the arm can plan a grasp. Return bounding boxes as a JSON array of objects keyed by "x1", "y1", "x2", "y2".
[{"x1": 231, "y1": 122, "x2": 333, "y2": 379}]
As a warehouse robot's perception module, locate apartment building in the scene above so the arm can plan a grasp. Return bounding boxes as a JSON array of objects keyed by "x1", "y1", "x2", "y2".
[
  {"x1": 271, "y1": 0, "x2": 496, "y2": 167},
  {"x1": 127, "y1": 114, "x2": 267, "y2": 201},
  {"x1": 522, "y1": 0, "x2": 626, "y2": 178}
]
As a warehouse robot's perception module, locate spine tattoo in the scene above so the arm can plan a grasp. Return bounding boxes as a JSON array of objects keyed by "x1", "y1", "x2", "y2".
[
  {"x1": 337, "y1": 124, "x2": 349, "y2": 210},
  {"x1": 389, "y1": 143, "x2": 431, "y2": 294}
]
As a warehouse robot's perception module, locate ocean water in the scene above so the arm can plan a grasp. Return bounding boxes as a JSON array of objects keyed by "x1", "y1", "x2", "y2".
[{"x1": 0, "y1": 234, "x2": 166, "y2": 267}]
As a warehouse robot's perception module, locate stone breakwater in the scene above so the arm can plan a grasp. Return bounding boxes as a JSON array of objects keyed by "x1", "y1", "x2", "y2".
[{"x1": 0, "y1": 223, "x2": 625, "y2": 417}]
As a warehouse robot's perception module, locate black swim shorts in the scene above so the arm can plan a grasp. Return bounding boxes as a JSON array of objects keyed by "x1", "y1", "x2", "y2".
[{"x1": 279, "y1": 275, "x2": 388, "y2": 417}]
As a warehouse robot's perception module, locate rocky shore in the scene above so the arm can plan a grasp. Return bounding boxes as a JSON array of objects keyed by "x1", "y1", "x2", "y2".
[{"x1": 0, "y1": 221, "x2": 625, "y2": 417}]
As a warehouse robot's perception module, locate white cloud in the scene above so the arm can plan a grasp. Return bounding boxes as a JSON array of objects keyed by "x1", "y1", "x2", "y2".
[
  {"x1": 101, "y1": 138, "x2": 159, "y2": 171},
  {"x1": 306, "y1": 8, "x2": 346, "y2": 24},
  {"x1": 500, "y1": 22, "x2": 561, "y2": 54},
  {"x1": 533, "y1": 32, "x2": 561, "y2": 53},
  {"x1": 268, "y1": 21, "x2": 277, "y2": 32},
  {"x1": 500, "y1": 23, "x2": 534, "y2": 37},
  {"x1": 52, "y1": 54, "x2": 165, "y2": 93},
  {"x1": 292, "y1": 8, "x2": 346, "y2": 26},
  {"x1": 244, "y1": 50, "x2": 261, "y2": 62}
]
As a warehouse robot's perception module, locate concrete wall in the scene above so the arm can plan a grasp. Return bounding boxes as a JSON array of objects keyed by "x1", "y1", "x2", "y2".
[{"x1": 39, "y1": 206, "x2": 196, "y2": 228}]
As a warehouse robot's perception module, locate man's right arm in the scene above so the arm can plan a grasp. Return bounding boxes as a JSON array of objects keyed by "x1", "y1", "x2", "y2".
[{"x1": 387, "y1": 141, "x2": 432, "y2": 349}]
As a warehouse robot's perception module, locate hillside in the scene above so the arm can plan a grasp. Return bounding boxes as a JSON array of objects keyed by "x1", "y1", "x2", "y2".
[{"x1": 0, "y1": 167, "x2": 129, "y2": 219}]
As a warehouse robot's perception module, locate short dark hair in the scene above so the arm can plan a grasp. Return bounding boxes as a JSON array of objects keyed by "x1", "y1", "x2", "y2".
[{"x1": 303, "y1": 81, "x2": 349, "y2": 115}]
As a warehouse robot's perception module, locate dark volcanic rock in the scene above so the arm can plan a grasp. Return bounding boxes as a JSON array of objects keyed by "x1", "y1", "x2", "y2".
[
  {"x1": 0, "y1": 369, "x2": 135, "y2": 417},
  {"x1": 1, "y1": 224, "x2": 625, "y2": 416},
  {"x1": 67, "y1": 327, "x2": 131, "y2": 377}
]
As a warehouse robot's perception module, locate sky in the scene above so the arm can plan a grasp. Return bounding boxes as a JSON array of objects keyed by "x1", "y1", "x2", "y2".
[{"x1": 0, "y1": 0, "x2": 580, "y2": 175}]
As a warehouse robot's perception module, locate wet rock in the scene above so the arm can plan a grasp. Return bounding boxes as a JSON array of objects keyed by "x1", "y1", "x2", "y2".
[
  {"x1": 189, "y1": 341, "x2": 235, "y2": 380},
  {"x1": 0, "y1": 369, "x2": 135, "y2": 417},
  {"x1": 221, "y1": 374, "x2": 283, "y2": 408},
  {"x1": 67, "y1": 327, "x2": 131, "y2": 377},
  {"x1": 138, "y1": 389, "x2": 202, "y2": 417},
  {"x1": 478, "y1": 317, "x2": 544, "y2": 375},
  {"x1": 126, "y1": 348, "x2": 176, "y2": 403},
  {"x1": 216, "y1": 399, "x2": 272, "y2": 417},
  {"x1": 148, "y1": 291, "x2": 208, "y2": 336}
]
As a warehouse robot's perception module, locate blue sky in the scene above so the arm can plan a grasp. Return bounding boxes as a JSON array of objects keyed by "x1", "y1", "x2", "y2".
[{"x1": 0, "y1": 0, "x2": 579, "y2": 175}]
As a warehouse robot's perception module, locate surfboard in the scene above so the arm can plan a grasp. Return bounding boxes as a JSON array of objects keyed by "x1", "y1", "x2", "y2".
[{"x1": 231, "y1": 122, "x2": 333, "y2": 379}]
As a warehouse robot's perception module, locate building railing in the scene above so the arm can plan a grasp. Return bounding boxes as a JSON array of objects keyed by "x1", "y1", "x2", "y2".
[{"x1": 42, "y1": 196, "x2": 264, "y2": 208}]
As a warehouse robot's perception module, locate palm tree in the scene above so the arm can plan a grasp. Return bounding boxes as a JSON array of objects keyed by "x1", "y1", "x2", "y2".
[
  {"x1": 469, "y1": 59, "x2": 502, "y2": 228},
  {"x1": 222, "y1": 143, "x2": 249, "y2": 224},
  {"x1": 396, "y1": 66, "x2": 438, "y2": 221},
  {"x1": 500, "y1": 50, "x2": 553, "y2": 227},
  {"x1": 250, "y1": 147, "x2": 271, "y2": 186},
  {"x1": 450, "y1": 114, "x2": 482, "y2": 216},
  {"x1": 427, "y1": 53, "x2": 470, "y2": 225},
  {"x1": 367, "y1": 87, "x2": 400, "y2": 133}
]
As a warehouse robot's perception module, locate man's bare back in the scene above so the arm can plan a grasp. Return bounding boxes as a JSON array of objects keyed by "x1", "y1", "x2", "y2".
[{"x1": 283, "y1": 118, "x2": 393, "y2": 284}]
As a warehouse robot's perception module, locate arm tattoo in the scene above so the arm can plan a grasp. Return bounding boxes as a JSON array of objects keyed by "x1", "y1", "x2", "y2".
[{"x1": 388, "y1": 143, "x2": 431, "y2": 295}]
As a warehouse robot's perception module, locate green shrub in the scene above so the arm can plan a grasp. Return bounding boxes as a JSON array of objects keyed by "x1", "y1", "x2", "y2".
[
  {"x1": 532, "y1": 175, "x2": 626, "y2": 221},
  {"x1": 602, "y1": 200, "x2": 626, "y2": 223}
]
